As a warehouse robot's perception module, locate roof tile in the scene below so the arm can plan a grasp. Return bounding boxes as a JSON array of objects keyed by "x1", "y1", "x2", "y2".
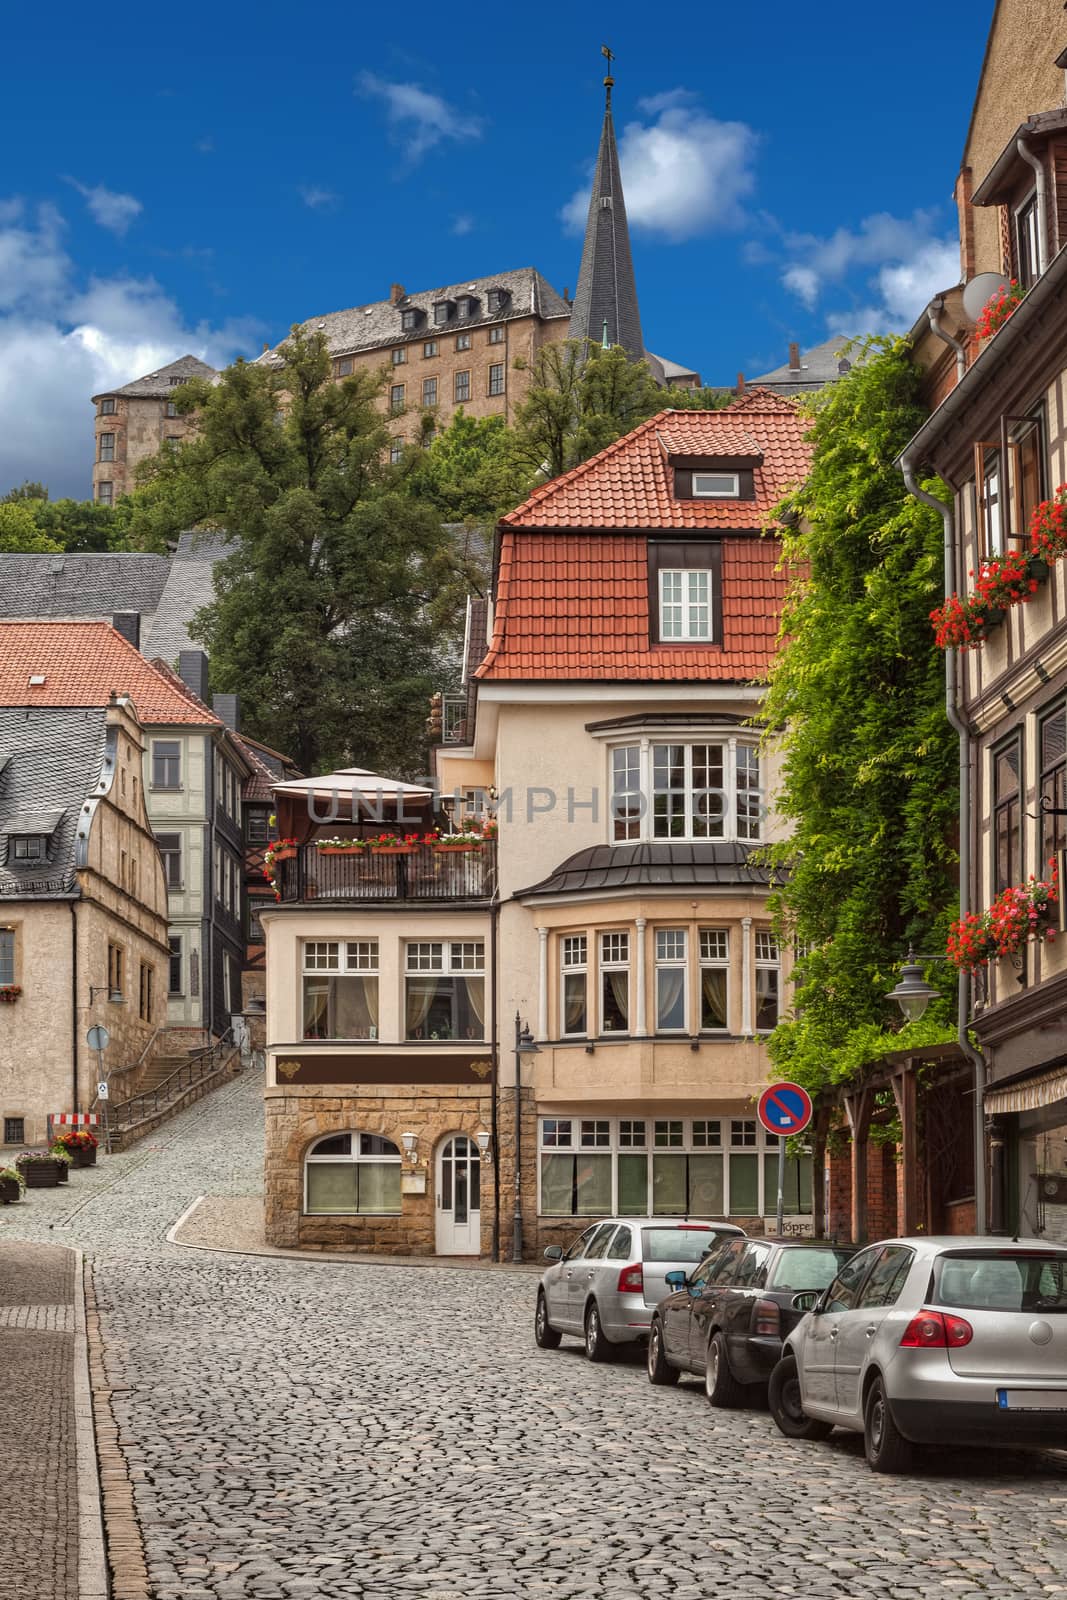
[{"x1": 0, "y1": 622, "x2": 223, "y2": 725}]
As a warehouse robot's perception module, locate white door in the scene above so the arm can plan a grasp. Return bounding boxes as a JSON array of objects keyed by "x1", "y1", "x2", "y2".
[{"x1": 435, "y1": 1134, "x2": 482, "y2": 1255}]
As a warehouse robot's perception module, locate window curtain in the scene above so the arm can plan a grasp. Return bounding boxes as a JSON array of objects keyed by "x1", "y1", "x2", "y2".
[
  {"x1": 564, "y1": 974, "x2": 586, "y2": 1033},
  {"x1": 656, "y1": 969, "x2": 685, "y2": 1029},
  {"x1": 405, "y1": 977, "x2": 437, "y2": 1037},
  {"x1": 540, "y1": 1153, "x2": 575, "y2": 1214},
  {"x1": 701, "y1": 967, "x2": 728, "y2": 1029},
  {"x1": 463, "y1": 975, "x2": 485, "y2": 1029},
  {"x1": 606, "y1": 971, "x2": 629, "y2": 1028},
  {"x1": 303, "y1": 979, "x2": 329, "y2": 1040},
  {"x1": 335, "y1": 976, "x2": 379, "y2": 1039}
]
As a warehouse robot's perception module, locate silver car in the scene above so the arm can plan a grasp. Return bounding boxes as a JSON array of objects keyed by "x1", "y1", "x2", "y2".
[
  {"x1": 769, "y1": 1235, "x2": 1067, "y2": 1473},
  {"x1": 535, "y1": 1218, "x2": 744, "y2": 1361}
]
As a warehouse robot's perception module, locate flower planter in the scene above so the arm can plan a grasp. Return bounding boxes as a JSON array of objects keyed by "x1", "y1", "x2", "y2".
[
  {"x1": 272, "y1": 847, "x2": 296, "y2": 862},
  {"x1": 0, "y1": 988, "x2": 20, "y2": 1004},
  {"x1": 0, "y1": 1176, "x2": 21, "y2": 1204},
  {"x1": 435, "y1": 843, "x2": 478, "y2": 854},
  {"x1": 1030, "y1": 558, "x2": 1051, "y2": 581},
  {"x1": 19, "y1": 1161, "x2": 62, "y2": 1188},
  {"x1": 318, "y1": 847, "x2": 364, "y2": 857},
  {"x1": 69, "y1": 1146, "x2": 96, "y2": 1169},
  {"x1": 372, "y1": 846, "x2": 417, "y2": 856}
]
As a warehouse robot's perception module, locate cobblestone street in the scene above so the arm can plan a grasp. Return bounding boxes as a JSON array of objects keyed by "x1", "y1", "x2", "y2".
[{"x1": 3, "y1": 1069, "x2": 1067, "y2": 1598}]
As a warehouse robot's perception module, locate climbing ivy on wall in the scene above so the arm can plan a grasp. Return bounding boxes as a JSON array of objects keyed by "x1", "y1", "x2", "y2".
[{"x1": 761, "y1": 338, "x2": 959, "y2": 1094}]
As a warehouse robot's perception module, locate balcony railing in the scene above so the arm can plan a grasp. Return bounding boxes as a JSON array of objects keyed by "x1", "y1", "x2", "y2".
[
  {"x1": 275, "y1": 842, "x2": 497, "y2": 903},
  {"x1": 442, "y1": 695, "x2": 467, "y2": 743}
]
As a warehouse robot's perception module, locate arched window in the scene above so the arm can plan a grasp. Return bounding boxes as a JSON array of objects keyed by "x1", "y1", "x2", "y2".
[{"x1": 304, "y1": 1132, "x2": 401, "y2": 1216}]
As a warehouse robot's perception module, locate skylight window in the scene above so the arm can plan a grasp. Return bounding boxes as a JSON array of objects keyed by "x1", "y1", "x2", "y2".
[
  {"x1": 28, "y1": 674, "x2": 46, "y2": 686},
  {"x1": 692, "y1": 473, "x2": 740, "y2": 499}
]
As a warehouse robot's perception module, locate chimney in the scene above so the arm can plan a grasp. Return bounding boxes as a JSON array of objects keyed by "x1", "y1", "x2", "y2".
[
  {"x1": 788, "y1": 342, "x2": 801, "y2": 372},
  {"x1": 177, "y1": 649, "x2": 210, "y2": 705},
  {"x1": 112, "y1": 611, "x2": 141, "y2": 650},
  {"x1": 390, "y1": 283, "x2": 406, "y2": 305},
  {"x1": 563, "y1": 286, "x2": 570, "y2": 304},
  {"x1": 737, "y1": 372, "x2": 746, "y2": 393},
  {"x1": 212, "y1": 692, "x2": 241, "y2": 733}
]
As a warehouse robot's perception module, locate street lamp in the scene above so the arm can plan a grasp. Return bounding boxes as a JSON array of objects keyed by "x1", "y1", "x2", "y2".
[
  {"x1": 512, "y1": 1013, "x2": 541, "y2": 1264},
  {"x1": 886, "y1": 948, "x2": 942, "y2": 1022}
]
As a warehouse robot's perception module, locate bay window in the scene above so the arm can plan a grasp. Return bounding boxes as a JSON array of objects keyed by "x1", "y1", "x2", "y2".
[
  {"x1": 405, "y1": 940, "x2": 485, "y2": 1040},
  {"x1": 655, "y1": 929, "x2": 687, "y2": 1031},
  {"x1": 599, "y1": 932, "x2": 629, "y2": 1033},
  {"x1": 538, "y1": 1116, "x2": 812, "y2": 1218},
  {"x1": 561, "y1": 935, "x2": 588, "y2": 1036},
  {"x1": 610, "y1": 739, "x2": 762, "y2": 843},
  {"x1": 304, "y1": 1132, "x2": 401, "y2": 1215},
  {"x1": 303, "y1": 940, "x2": 379, "y2": 1040}
]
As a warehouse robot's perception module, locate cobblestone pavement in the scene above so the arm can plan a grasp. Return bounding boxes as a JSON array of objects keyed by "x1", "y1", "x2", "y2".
[
  {"x1": 0, "y1": 1244, "x2": 78, "y2": 1598},
  {"x1": 4, "y1": 1069, "x2": 1067, "y2": 1598}
]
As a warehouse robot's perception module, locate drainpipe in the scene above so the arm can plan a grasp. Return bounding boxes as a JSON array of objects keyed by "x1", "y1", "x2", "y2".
[
  {"x1": 1016, "y1": 136, "x2": 1049, "y2": 276},
  {"x1": 900, "y1": 450, "x2": 987, "y2": 1235},
  {"x1": 70, "y1": 903, "x2": 79, "y2": 1112},
  {"x1": 490, "y1": 899, "x2": 500, "y2": 1261},
  {"x1": 927, "y1": 298, "x2": 967, "y2": 385}
]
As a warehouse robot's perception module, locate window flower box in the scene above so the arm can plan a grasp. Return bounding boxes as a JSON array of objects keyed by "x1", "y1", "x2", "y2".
[
  {"x1": 975, "y1": 279, "x2": 1025, "y2": 340},
  {"x1": 0, "y1": 985, "x2": 21, "y2": 1004},
  {"x1": 947, "y1": 863, "x2": 1059, "y2": 973},
  {"x1": 368, "y1": 832, "x2": 429, "y2": 856},
  {"x1": 931, "y1": 549, "x2": 1045, "y2": 650},
  {"x1": 315, "y1": 839, "x2": 368, "y2": 857}
]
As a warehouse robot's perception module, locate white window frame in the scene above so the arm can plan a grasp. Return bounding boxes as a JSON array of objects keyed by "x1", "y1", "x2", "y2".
[
  {"x1": 755, "y1": 931, "x2": 781, "y2": 1033},
  {"x1": 658, "y1": 568, "x2": 711, "y2": 641},
  {"x1": 692, "y1": 471, "x2": 740, "y2": 498},
  {"x1": 303, "y1": 1131, "x2": 402, "y2": 1216},
  {"x1": 699, "y1": 928, "x2": 730, "y2": 1033},
  {"x1": 654, "y1": 928, "x2": 688, "y2": 1033},
  {"x1": 598, "y1": 930, "x2": 630, "y2": 1036},
  {"x1": 560, "y1": 934, "x2": 588, "y2": 1038},
  {"x1": 609, "y1": 737, "x2": 762, "y2": 845},
  {"x1": 403, "y1": 939, "x2": 485, "y2": 1042}
]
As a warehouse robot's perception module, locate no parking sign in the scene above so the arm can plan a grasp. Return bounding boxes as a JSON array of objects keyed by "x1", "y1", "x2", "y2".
[{"x1": 757, "y1": 1081, "x2": 813, "y2": 1137}]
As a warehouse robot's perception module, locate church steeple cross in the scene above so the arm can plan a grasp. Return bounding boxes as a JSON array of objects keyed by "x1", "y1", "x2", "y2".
[{"x1": 601, "y1": 43, "x2": 615, "y2": 107}]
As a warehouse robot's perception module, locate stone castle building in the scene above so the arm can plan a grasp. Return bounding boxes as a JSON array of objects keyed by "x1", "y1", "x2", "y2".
[{"x1": 92, "y1": 355, "x2": 216, "y2": 503}]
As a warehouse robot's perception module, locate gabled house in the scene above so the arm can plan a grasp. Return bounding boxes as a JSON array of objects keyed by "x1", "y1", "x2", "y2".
[{"x1": 0, "y1": 693, "x2": 169, "y2": 1148}]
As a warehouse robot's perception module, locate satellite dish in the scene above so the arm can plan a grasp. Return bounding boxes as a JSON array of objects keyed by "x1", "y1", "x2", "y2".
[{"x1": 962, "y1": 271, "x2": 1010, "y2": 322}]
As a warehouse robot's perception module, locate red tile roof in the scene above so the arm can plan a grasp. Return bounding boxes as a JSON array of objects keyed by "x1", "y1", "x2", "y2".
[
  {"x1": 501, "y1": 403, "x2": 811, "y2": 531},
  {"x1": 478, "y1": 402, "x2": 810, "y2": 684},
  {"x1": 0, "y1": 622, "x2": 222, "y2": 724}
]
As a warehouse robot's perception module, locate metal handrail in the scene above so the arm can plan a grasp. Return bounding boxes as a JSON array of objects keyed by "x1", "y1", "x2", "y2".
[{"x1": 109, "y1": 1028, "x2": 236, "y2": 1128}]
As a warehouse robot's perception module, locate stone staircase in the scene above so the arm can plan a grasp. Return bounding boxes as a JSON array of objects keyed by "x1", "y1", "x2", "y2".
[{"x1": 106, "y1": 1030, "x2": 242, "y2": 1150}]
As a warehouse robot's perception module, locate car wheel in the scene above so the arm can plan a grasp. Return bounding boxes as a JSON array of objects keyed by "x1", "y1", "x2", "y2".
[
  {"x1": 646, "y1": 1319, "x2": 679, "y2": 1386},
  {"x1": 704, "y1": 1331, "x2": 745, "y2": 1407},
  {"x1": 584, "y1": 1302, "x2": 613, "y2": 1363},
  {"x1": 534, "y1": 1291, "x2": 562, "y2": 1350},
  {"x1": 768, "y1": 1355, "x2": 833, "y2": 1441},
  {"x1": 864, "y1": 1376, "x2": 912, "y2": 1474}
]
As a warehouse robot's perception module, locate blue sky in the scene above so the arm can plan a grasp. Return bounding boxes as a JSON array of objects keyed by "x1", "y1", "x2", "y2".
[{"x1": 2, "y1": 0, "x2": 991, "y2": 497}]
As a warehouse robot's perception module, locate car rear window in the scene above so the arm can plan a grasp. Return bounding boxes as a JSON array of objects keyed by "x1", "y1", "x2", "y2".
[
  {"x1": 933, "y1": 1251, "x2": 1067, "y2": 1313},
  {"x1": 767, "y1": 1247, "x2": 854, "y2": 1293},
  {"x1": 642, "y1": 1226, "x2": 724, "y2": 1263}
]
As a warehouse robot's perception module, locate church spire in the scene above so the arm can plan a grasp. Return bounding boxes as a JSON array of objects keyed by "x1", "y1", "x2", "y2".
[{"x1": 567, "y1": 49, "x2": 647, "y2": 363}]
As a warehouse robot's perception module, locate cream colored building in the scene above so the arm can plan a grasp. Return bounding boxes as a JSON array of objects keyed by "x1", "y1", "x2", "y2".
[
  {"x1": 261, "y1": 398, "x2": 813, "y2": 1258},
  {"x1": 0, "y1": 694, "x2": 168, "y2": 1150}
]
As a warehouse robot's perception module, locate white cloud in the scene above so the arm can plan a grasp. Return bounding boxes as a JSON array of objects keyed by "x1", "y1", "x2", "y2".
[
  {"x1": 357, "y1": 72, "x2": 483, "y2": 162},
  {"x1": 66, "y1": 179, "x2": 143, "y2": 236},
  {"x1": 451, "y1": 213, "x2": 474, "y2": 236},
  {"x1": 561, "y1": 93, "x2": 758, "y2": 243},
  {"x1": 0, "y1": 199, "x2": 260, "y2": 498},
  {"x1": 780, "y1": 209, "x2": 961, "y2": 330},
  {"x1": 299, "y1": 185, "x2": 339, "y2": 210}
]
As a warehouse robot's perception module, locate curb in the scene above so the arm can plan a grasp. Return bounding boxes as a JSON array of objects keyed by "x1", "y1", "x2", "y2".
[
  {"x1": 166, "y1": 1194, "x2": 540, "y2": 1271},
  {"x1": 73, "y1": 1249, "x2": 109, "y2": 1599},
  {"x1": 84, "y1": 1263, "x2": 153, "y2": 1599}
]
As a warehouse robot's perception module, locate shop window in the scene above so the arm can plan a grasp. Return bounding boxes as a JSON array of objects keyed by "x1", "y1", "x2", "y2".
[{"x1": 304, "y1": 1132, "x2": 401, "y2": 1215}]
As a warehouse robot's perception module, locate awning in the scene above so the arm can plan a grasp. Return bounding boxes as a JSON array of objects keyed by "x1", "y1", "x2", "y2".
[{"x1": 985, "y1": 1064, "x2": 1067, "y2": 1115}]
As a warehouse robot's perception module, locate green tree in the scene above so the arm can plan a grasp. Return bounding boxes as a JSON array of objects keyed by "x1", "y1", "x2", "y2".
[
  {"x1": 127, "y1": 331, "x2": 474, "y2": 774},
  {"x1": 2, "y1": 481, "x2": 48, "y2": 502},
  {"x1": 761, "y1": 338, "x2": 959, "y2": 1095},
  {"x1": 403, "y1": 409, "x2": 528, "y2": 526},
  {"x1": 509, "y1": 339, "x2": 663, "y2": 481},
  {"x1": 0, "y1": 501, "x2": 61, "y2": 553}
]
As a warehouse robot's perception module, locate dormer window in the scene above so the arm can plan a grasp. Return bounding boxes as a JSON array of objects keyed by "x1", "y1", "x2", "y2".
[
  {"x1": 12, "y1": 836, "x2": 43, "y2": 861},
  {"x1": 649, "y1": 542, "x2": 721, "y2": 645},
  {"x1": 486, "y1": 287, "x2": 509, "y2": 313},
  {"x1": 455, "y1": 295, "x2": 476, "y2": 319},
  {"x1": 433, "y1": 300, "x2": 453, "y2": 326},
  {"x1": 692, "y1": 472, "x2": 740, "y2": 499},
  {"x1": 400, "y1": 308, "x2": 419, "y2": 332}
]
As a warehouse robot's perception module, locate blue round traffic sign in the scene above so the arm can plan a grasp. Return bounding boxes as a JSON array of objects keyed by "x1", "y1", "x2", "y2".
[{"x1": 757, "y1": 1081, "x2": 813, "y2": 1137}]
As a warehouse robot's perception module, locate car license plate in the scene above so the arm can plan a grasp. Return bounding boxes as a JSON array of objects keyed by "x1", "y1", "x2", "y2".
[{"x1": 997, "y1": 1389, "x2": 1067, "y2": 1411}]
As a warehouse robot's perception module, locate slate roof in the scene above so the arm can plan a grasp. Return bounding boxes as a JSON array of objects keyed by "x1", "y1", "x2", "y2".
[
  {"x1": 142, "y1": 531, "x2": 231, "y2": 662},
  {"x1": 238, "y1": 734, "x2": 300, "y2": 803},
  {"x1": 478, "y1": 401, "x2": 809, "y2": 685},
  {"x1": 518, "y1": 842, "x2": 773, "y2": 899},
  {"x1": 568, "y1": 91, "x2": 647, "y2": 364},
  {"x1": 500, "y1": 401, "x2": 809, "y2": 531},
  {"x1": 749, "y1": 336, "x2": 864, "y2": 396},
  {"x1": 93, "y1": 354, "x2": 217, "y2": 403},
  {"x1": 0, "y1": 552, "x2": 172, "y2": 621},
  {"x1": 0, "y1": 706, "x2": 108, "y2": 898},
  {"x1": 0, "y1": 622, "x2": 223, "y2": 726},
  {"x1": 259, "y1": 268, "x2": 570, "y2": 364}
]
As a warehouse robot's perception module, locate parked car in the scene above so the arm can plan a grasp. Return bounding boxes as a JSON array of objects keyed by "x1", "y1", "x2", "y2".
[
  {"x1": 646, "y1": 1236, "x2": 856, "y2": 1404},
  {"x1": 768, "y1": 1236, "x2": 1067, "y2": 1473},
  {"x1": 535, "y1": 1218, "x2": 745, "y2": 1361}
]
